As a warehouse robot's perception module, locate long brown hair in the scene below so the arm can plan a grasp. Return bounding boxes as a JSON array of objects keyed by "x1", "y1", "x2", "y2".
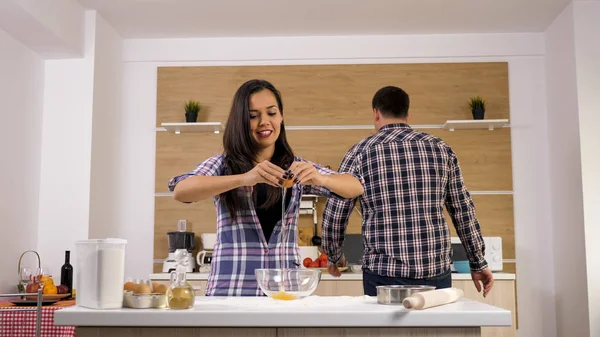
[{"x1": 221, "y1": 79, "x2": 295, "y2": 217}]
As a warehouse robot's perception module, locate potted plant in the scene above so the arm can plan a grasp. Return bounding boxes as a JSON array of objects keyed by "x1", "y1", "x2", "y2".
[
  {"x1": 468, "y1": 96, "x2": 486, "y2": 120},
  {"x1": 184, "y1": 100, "x2": 201, "y2": 123}
]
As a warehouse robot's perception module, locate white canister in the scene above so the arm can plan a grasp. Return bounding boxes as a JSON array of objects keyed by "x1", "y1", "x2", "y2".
[
  {"x1": 75, "y1": 238, "x2": 127, "y2": 309},
  {"x1": 200, "y1": 233, "x2": 217, "y2": 250}
]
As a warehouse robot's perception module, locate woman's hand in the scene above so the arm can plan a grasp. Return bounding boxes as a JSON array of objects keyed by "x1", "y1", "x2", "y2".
[
  {"x1": 242, "y1": 160, "x2": 287, "y2": 187},
  {"x1": 288, "y1": 161, "x2": 363, "y2": 198},
  {"x1": 288, "y1": 161, "x2": 326, "y2": 186}
]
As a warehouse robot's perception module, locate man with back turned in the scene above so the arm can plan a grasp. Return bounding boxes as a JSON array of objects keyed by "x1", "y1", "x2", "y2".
[{"x1": 321, "y1": 86, "x2": 494, "y2": 297}]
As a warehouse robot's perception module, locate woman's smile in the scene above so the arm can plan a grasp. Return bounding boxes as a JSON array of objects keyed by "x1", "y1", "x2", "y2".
[{"x1": 257, "y1": 129, "x2": 273, "y2": 138}]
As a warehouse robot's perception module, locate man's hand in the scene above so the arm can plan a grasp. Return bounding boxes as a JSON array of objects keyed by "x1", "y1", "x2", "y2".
[
  {"x1": 471, "y1": 268, "x2": 494, "y2": 297},
  {"x1": 327, "y1": 256, "x2": 346, "y2": 277}
]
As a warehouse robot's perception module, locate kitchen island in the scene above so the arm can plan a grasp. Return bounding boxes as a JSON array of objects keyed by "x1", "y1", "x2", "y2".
[
  {"x1": 55, "y1": 295, "x2": 511, "y2": 337},
  {"x1": 150, "y1": 271, "x2": 517, "y2": 337}
]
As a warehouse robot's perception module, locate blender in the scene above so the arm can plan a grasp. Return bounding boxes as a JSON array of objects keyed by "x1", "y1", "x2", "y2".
[{"x1": 162, "y1": 220, "x2": 196, "y2": 273}]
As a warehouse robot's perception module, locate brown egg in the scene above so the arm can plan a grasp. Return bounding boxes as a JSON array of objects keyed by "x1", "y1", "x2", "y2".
[
  {"x1": 124, "y1": 282, "x2": 137, "y2": 292},
  {"x1": 281, "y1": 178, "x2": 294, "y2": 188},
  {"x1": 154, "y1": 284, "x2": 167, "y2": 294},
  {"x1": 135, "y1": 283, "x2": 151, "y2": 294}
]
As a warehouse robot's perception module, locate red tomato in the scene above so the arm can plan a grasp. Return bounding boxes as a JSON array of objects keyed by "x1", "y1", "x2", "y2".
[
  {"x1": 303, "y1": 258, "x2": 313, "y2": 268},
  {"x1": 319, "y1": 253, "x2": 327, "y2": 261},
  {"x1": 309, "y1": 261, "x2": 320, "y2": 268},
  {"x1": 319, "y1": 259, "x2": 328, "y2": 268}
]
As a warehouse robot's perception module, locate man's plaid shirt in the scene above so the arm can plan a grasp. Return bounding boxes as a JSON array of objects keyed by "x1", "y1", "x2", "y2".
[{"x1": 322, "y1": 123, "x2": 488, "y2": 279}]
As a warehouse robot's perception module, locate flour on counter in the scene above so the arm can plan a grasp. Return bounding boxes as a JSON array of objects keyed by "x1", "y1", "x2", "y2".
[{"x1": 207, "y1": 295, "x2": 376, "y2": 308}]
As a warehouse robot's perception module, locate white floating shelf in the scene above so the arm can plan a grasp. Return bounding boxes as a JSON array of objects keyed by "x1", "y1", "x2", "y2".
[
  {"x1": 442, "y1": 119, "x2": 509, "y2": 131},
  {"x1": 160, "y1": 122, "x2": 223, "y2": 134},
  {"x1": 157, "y1": 121, "x2": 509, "y2": 133}
]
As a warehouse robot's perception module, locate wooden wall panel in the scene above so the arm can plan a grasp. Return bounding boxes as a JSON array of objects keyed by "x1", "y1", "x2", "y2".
[
  {"x1": 289, "y1": 128, "x2": 513, "y2": 191},
  {"x1": 155, "y1": 132, "x2": 223, "y2": 193},
  {"x1": 313, "y1": 199, "x2": 364, "y2": 236},
  {"x1": 154, "y1": 196, "x2": 218, "y2": 260},
  {"x1": 156, "y1": 63, "x2": 509, "y2": 126},
  {"x1": 154, "y1": 62, "x2": 515, "y2": 276},
  {"x1": 286, "y1": 130, "x2": 372, "y2": 169},
  {"x1": 445, "y1": 195, "x2": 515, "y2": 259},
  {"x1": 156, "y1": 128, "x2": 512, "y2": 193},
  {"x1": 503, "y1": 263, "x2": 516, "y2": 274},
  {"x1": 428, "y1": 128, "x2": 513, "y2": 191}
]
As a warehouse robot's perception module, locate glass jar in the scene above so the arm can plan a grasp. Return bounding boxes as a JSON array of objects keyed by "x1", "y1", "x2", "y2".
[{"x1": 166, "y1": 250, "x2": 195, "y2": 309}]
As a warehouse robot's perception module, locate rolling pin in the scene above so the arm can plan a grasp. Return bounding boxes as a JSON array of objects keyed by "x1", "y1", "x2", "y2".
[{"x1": 402, "y1": 288, "x2": 464, "y2": 310}]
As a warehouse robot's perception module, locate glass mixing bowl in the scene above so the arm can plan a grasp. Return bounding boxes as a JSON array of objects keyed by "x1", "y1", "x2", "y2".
[{"x1": 254, "y1": 268, "x2": 322, "y2": 300}]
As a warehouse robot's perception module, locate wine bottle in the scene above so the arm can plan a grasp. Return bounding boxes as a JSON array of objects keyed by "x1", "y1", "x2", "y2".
[{"x1": 60, "y1": 250, "x2": 73, "y2": 296}]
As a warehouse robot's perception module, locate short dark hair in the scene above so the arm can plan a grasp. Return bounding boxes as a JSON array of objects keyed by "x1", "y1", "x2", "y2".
[{"x1": 371, "y1": 86, "x2": 410, "y2": 118}]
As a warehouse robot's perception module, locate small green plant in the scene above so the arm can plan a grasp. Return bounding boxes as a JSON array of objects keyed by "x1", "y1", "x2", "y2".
[
  {"x1": 468, "y1": 96, "x2": 486, "y2": 111},
  {"x1": 184, "y1": 100, "x2": 200, "y2": 114},
  {"x1": 184, "y1": 100, "x2": 201, "y2": 123},
  {"x1": 468, "y1": 96, "x2": 486, "y2": 120}
]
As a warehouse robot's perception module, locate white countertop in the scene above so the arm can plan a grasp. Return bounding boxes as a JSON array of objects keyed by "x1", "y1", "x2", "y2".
[
  {"x1": 55, "y1": 296, "x2": 511, "y2": 328},
  {"x1": 149, "y1": 271, "x2": 516, "y2": 281}
]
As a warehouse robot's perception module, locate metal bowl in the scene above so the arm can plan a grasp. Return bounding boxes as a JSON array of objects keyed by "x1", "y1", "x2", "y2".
[
  {"x1": 123, "y1": 291, "x2": 167, "y2": 309},
  {"x1": 376, "y1": 285, "x2": 436, "y2": 305}
]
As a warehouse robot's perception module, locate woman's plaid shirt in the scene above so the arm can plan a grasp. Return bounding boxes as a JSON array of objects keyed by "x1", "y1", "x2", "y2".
[
  {"x1": 169, "y1": 154, "x2": 336, "y2": 296},
  {"x1": 322, "y1": 123, "x2": 488, "y2": 279}
]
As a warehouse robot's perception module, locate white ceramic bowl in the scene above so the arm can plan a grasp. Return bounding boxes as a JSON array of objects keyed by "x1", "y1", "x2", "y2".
[
  {"x1": 350, "y1": 264, "x2": 362, "y2": 273},
  {"x1": 255, "y1": 268, "x2": 321, "y2": 300}
]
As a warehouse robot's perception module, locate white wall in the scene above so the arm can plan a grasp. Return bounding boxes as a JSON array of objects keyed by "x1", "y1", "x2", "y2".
[
  {"x1": 545, "y1": 2, "x2": 600, "y2": 336},
  {"x1": 88, "y1": 14, "x2": 123, "y2": 241},
  {"x1": 0, "y1": 28, "x2": 45, "y2": 293},
  {"x1": 123, "y1": 33, "x2": 543, "y2": 62},
  {"x1": 37, "y1": 10, "x2": 127, "y2": 282},
  {"x1": 544, "y1": 6, "x2": 588, "y2": 337},
  {"x1": 119, "y1": 62, "x2": 158, "y2": 279},
  {"x1": 0, "y1": 0, "x2": 85, "y2": 58},
  {"x1": 573, "y1": 2, "x2": 600, "y2": 335},
  {"x1": 508, "y1": 57, "x2": 557, "y2": 337},
  {"x1": 37, "y1": 11, "x2": 96, "y2": 279},
  {"x1": 120, "y1": 33, "x2": 553, "y2": 337}
]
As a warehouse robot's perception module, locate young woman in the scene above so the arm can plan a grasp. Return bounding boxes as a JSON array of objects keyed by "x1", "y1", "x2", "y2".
[{"x1": 168, "y1": 79, "x2": 364, "y2": 296}]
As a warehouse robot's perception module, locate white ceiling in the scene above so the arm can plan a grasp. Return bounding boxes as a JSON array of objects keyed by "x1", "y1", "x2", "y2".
[{"x1": 76, "y1": 0, "x2": 571, "y2": 39}]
